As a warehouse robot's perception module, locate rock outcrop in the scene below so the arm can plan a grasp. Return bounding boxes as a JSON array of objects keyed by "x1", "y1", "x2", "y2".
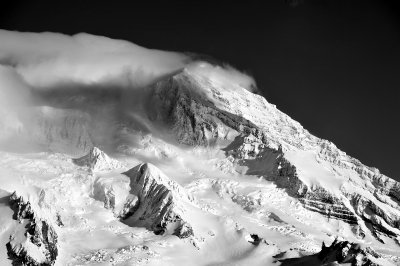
[
  {"x1": 149, "y1": 72, "x2": 262, "y2": 147},
  {"x1": 280, "y1": 239, "x2": 385, "y2": 265},
  {"x1": 231, "y1": 131, "x2": 400, "y2": 240},
  {"x1": 6, "y1": 192, "x2": 58, "y2": 266},
  {"x1": 121, "y1": 163, "x2": 194, "y2": 238}
]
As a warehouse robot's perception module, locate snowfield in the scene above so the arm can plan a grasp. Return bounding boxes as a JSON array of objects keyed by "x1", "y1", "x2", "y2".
[{"x1": 0, "y1": 30, "x2": 399, "y2": 265}]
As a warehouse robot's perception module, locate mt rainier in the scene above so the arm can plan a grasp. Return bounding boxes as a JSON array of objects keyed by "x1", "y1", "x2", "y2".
[{"x1": 0, "y1": 30, "x2": 399, "y2": 266}]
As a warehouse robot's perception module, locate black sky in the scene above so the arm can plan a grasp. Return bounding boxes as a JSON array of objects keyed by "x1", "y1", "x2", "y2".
[{"x1": 1, "y1": 0, "x2": 399, "y2": 180}]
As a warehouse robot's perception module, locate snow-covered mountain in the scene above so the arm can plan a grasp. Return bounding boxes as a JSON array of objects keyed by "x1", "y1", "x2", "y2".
[{"x1": 0, "y1": 31, "x2": 399, "y2": 265}]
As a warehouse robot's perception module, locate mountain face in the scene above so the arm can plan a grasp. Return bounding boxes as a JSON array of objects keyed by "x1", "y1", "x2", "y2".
[
  {"x1": 122, "y1": 163, "x2": 195, "y2": 238},
  {"x1": 0, "y1": 33, "x2": 399, "y2": 265},
  {"x1": 150, "y1": 69, "x2": 400, "y2": 241}
]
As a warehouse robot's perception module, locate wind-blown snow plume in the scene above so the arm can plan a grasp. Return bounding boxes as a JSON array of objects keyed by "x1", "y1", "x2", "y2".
[{"x1": 187, "y1": 61, "x2": 257, "y2": 93}]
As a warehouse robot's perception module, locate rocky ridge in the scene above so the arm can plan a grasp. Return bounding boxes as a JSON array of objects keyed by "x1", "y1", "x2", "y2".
[
  {"x1": 122, "y1": 163, "x2": 195, "y2": 238},
  {"x1": 92, "y1": 161, "x2": 196, "y2": 239},
  {"x1": 6, "y1": 192, "x2": 58, "y2": 266}
]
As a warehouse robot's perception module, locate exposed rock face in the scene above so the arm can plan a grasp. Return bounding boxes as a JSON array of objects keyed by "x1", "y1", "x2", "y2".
[
  {"x1": 149, "y1": 73, "x2": 262, "y2": 147},
  {"x1": 280, "y1": 239, "x2": 383, "y2": 266},
  {"x1": 246, "y1": 234, "x2": 265, "y2": 246},
  {"x1": 219, "y1": 132, "x2": 361, "y2": 227},
  {"x1": 91, "y1": 161, "x2": 195, "y2": 239},
  {"x1": 73, "y1": 146, "x2": 122, "y2": 171},
  {"x1": 349, "y1": 194, "x2": 400, "y2": 241},
  {"x1": 300, "y1": 195, "x2": 358, "y2": 225},
  {"x1": 7, "y1": 192, "x2": 58, "y2": 266},
  {"x1": 122, "y1": 163, "x2": 194, "y2": 238},
  {"x1": 233, "y1": 132, "x2": 400, "y2": 240},
  {"x1": 317, "y1": 239, "x2": 382, "y2": 265}
]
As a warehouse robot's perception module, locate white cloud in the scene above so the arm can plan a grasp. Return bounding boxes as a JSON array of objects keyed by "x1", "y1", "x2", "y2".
[
  {"x1": 0, "y1": 30, "x2": 259, "y2": 142},
  {"x1": 0, "y1": 30, "x2": 257, "y2": 93},
  {"x1": 0, "y1": 65, "x2": 31, "y2": 137},
  {"x1": 0, "y1": 30, "x2": 189, "y2": 89}
]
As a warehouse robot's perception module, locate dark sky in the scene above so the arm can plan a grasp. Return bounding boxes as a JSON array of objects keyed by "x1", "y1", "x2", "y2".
[{"x1": 1, "y1": 0, "x2": 400, "y2": 180}]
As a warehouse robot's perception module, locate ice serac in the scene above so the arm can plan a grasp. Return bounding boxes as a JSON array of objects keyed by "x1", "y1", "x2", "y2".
[
  {"x1": 122, "y1": 163, "x2": 194, "y2": 238},
  {"x1": 6, "y1": 192, "x2": 58, "y2": 266},
  {"x1": 150, "y1": 67, "x2": 400, "y2": 243},
  {"x1": 72, "y1": 146, "x2": 122, "y2": 171}
]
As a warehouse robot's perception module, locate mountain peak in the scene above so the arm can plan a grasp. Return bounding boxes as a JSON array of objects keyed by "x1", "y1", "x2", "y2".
[
  {"x1": 72, "y1": 146, "x2": 122, "y2": 171},
  {"x1": 122, "y1": 163, "x2": 195, "y2": 238}
]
